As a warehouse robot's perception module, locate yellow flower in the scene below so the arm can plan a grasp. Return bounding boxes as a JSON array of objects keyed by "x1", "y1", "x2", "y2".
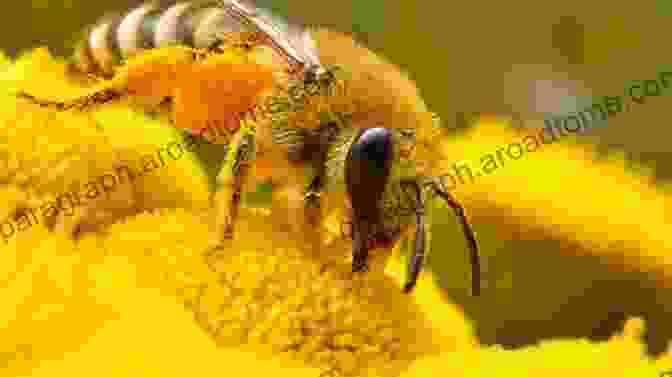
[
  {"x1": 1, "y1": 48, "x2": 475, "y2": 377},
  {"x1": 402, "y1": 317, "x2": 664, "y2": 376},
  {"x1": 0, "y1": 225, "x2": 320, "y2": 377},
  {"x1": 96, "y1": 206, "x2": 477, "y2": 377},
  {"x1": 3, "y1": 42, "x2": 672, "y2": 377}
]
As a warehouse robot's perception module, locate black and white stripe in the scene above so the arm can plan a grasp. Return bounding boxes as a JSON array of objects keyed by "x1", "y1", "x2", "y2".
[
  {"x1": 72, "y1": 0, "x2": 324, "y2": 78},
  {"x1": 116, "y1": 3, "x2": 161, "y2": 56}
]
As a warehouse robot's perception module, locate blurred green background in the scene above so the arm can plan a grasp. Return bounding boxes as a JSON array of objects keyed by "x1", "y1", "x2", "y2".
[{"x1": 9, "y1": 0, "x2": 672, "y2": 357}]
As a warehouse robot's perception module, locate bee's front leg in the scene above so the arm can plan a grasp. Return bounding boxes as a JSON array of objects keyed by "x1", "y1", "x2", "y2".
[
  {"x1": 213, "y1": 125, "x2": 255, "y2": 241},
  {"x1": 401, "y1": 181, "x2": 431, "y2": 293}
]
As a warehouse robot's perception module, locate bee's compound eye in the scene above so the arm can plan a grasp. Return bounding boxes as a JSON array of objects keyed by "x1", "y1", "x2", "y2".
[
  {"x1": 346, "y1": 127, "x2": 393, "y2": 223},
  {"x1": 348, "y1": 127, "x2": 393, "y2": 178}
]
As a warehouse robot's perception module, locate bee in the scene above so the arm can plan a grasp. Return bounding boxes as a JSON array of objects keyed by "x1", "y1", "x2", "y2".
[{"x1": 16, "y1": 0, "x2": 481, "y2": 295}]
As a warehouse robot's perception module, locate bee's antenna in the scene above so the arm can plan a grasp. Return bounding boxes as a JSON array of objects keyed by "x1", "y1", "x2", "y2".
[{"x1": 432, "y1": 182, "x2": 481, "y2": 296}]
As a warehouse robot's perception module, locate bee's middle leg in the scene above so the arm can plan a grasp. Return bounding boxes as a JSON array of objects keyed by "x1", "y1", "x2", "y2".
[
  {"x1": 213, "y1": 129, "x2": 254, "y2": 241},
  {"x1": 303, "y1": 164, "x2": 326, "y2": 229},
  {"x1": 304, "y1": 176, "x2": 322, "y2": 209},
  {"x1": 270, "y1": 166, "x2": 323, "y2": 250}
]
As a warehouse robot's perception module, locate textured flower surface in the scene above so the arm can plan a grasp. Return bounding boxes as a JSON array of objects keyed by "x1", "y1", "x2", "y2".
[{"x1": 2, "y1": 46, "x2": 672, "y2": 377}]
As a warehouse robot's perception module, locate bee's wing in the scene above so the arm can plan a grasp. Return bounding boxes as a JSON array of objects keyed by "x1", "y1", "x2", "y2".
[{"x1": 223, "y1": 0, "x2": 323, "y2": 73}]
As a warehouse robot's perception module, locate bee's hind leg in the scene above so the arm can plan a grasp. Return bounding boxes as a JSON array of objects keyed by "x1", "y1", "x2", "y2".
[
  {"x1": 18, "y1": 46, "x2": 200, "y2": 112},
  {"x1": 16, "y1": 86, "x2": 123, "y2": 111}
]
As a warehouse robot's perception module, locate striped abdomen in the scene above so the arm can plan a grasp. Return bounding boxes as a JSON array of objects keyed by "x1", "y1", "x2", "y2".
[{"x1": 73, "y1": 0, "x2": 323, "y2": 78}]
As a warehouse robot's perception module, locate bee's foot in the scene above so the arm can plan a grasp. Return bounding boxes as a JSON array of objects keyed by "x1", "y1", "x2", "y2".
[
  {"x1": 220, "y1": 222, "x2": 235, "y2": 240},
  {"x1": 304, "y1": 191, "x2": 321, "y2": 208},
  {"x1": 402, "y1": 281, "x2": 417, "y2": 294},
  {"x1": 352, "y1": 260, "x2": 369, "y2": 273}
]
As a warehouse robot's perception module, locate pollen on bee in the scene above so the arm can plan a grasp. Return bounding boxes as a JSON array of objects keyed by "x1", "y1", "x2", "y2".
[
  {"x1": 118, "y1": 46, "x2": 196, "y2": 98},
  {"x1": 172, "y1": 54, "x2": 277, "y2": 140}
]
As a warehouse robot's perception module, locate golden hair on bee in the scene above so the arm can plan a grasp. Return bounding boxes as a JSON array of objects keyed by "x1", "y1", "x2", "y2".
[
  {"x1": 311, "y1": 29, "x2": 432, "y2": 125},
  {"x1": 280, "y1": 28, "x2": 446, "y2": 175},
  {"x1": 259, "y1": 29, "x2": 439, "y2": 132}
]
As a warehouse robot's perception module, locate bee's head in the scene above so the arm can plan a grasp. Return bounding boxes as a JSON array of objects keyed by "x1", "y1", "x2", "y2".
[{"x1": 344, "y1": 126, "x2": 417, "y2": 254}]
